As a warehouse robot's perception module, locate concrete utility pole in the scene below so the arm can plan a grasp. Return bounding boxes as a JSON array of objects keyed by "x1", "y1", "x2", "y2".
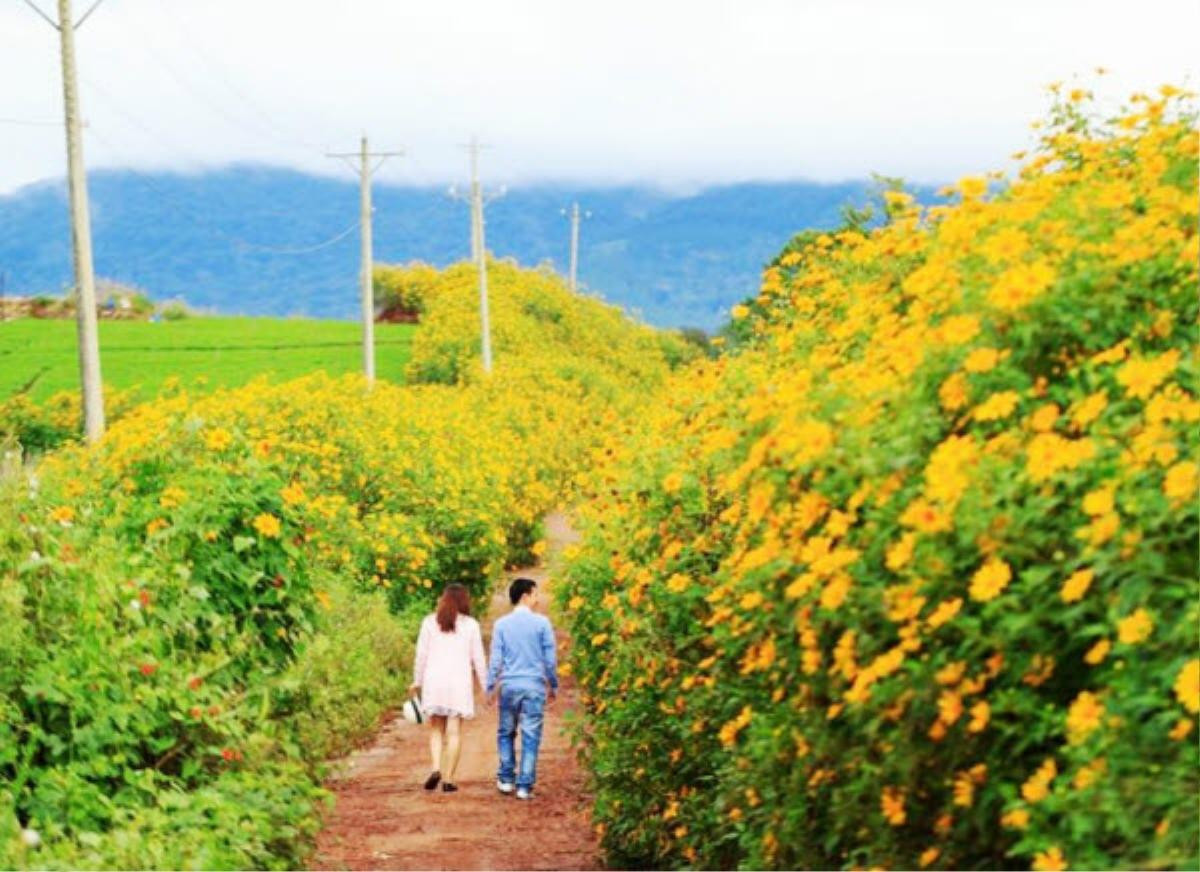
[
  {"x1": 450, "y1": 138, "x2": 504, "y2": 375},
  {"x1": 26, "y1": 0, "x2": 107, "y2": 441},
  {"x1": 326, "y1": 136, "x2": 402, "y2": 387},
  {"x1": 561, "y1": 202, "x2": 590, "y2": 292},
  {"x1": 467, "y1": 137, "x2": 482, "y2": 261}
]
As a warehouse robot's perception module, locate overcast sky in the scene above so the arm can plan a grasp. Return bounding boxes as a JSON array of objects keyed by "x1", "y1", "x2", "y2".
[{"x1": 1, "y1": 0, "x2": 1196, "y2": 194}]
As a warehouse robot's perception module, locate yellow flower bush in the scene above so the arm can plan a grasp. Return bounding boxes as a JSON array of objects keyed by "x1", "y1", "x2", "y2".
[
  {"x1": 561, "y1": 87, "x2": 1198, "y2": 869},
  {"x1": 0, "y1": 265, "x2": 687, "y2": 866}
]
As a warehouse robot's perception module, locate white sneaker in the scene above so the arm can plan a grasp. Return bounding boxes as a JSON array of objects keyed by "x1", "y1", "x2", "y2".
[
  {"x1": 497, "y1": 780, "x2": 515, "y2": 795},
  {"x1": 516, "y1": 787, "x2": 532, "y2": 800}
]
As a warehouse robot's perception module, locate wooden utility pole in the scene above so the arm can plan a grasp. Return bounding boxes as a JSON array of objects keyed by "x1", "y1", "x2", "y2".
[{"x1": 327, "y1": 136, "x2": 402, "y2": 387}]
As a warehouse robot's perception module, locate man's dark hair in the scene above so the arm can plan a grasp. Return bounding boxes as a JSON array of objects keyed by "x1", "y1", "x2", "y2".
[{"x1": 509, "y1": 577, "x2": 537, "y2": 606}]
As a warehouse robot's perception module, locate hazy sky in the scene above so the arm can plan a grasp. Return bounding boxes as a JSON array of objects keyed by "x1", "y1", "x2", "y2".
[{"x1": 1, "y1": 0, "x2": 1196, "y2": 194}]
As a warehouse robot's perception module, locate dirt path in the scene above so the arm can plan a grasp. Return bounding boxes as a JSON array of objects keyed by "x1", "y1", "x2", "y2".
[{"x1": 312, "y1": 512, "x2": 600, "y2": 871}]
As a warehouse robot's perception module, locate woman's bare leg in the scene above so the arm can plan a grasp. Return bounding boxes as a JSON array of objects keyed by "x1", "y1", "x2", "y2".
[
  {"x1": 429, "y1": 715, "x2": 446, "y2": 772},
  {"x1": 443, "y1": 716, "x2": 463, "y2": 782}
]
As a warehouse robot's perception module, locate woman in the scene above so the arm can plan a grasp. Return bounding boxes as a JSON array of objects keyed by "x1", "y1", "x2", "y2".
[{"x1": 409, "y1": 583, "x2": 487, "y2": 793}]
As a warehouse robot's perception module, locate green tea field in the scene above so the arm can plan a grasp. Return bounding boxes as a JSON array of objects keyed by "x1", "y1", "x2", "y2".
[{"x1": 0, "y1": 317, "x2": 416, "y2": 400}]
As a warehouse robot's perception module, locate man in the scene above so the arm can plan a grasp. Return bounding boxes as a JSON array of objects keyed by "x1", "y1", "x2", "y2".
[{"x1": 486, "y1": 577, "x2": 559, "y2": 800}]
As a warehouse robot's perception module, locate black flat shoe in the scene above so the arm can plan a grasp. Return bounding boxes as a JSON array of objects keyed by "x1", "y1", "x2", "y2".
[
  {"x1": 442, "y1": 782, "x2": 458, "y2": 793},
  {"x1": 423, "y1": 771, "x2": 441, "y2": 790}
]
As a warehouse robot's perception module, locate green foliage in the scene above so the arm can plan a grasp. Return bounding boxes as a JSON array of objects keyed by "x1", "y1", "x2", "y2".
[
  {"x1": 373, "y1": 261, "x2": 440, "y2": 319},
  {"x1": 158, "y1": 301, "x2": 189, "y2": 321},
  {"x1": 1, "y1": 262, "x2": 680, "y2": 868}
]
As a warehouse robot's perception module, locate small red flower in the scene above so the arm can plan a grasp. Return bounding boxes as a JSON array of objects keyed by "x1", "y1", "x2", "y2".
[
  {"x1": 221, "y1": 748, "x2": 236, "y2": 761},
  {"x1": 208, "y1": 704, "x2": 221, "y2": 716},
  {"x1": 272, "y1": 574, "x2": 285, "y2": 588},
  {"x1": 190, "y1": 706, "x2": 203, "y2": 719},
  {"x1": 187, "y1": 675, "x2": 203, "y2": 690},
  {"x1": 139, "y1": 663, "x2": 158, "y2": 676},
  {"x1": 138, "y1": 590, "x2": 152, "y2": 607}
]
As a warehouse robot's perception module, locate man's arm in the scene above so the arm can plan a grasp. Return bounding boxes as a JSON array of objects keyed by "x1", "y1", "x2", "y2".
[
  {"x1": 540, "y1": 618, "x2": 559, "y2": 695},
  {"x1": 485, "y1": 620, "x2": 504, "y2": 694}
]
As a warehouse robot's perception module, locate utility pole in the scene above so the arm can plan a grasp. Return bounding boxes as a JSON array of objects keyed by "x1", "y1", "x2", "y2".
[
  {"x1": 467, "y1": 137, "x2": 481, "y2": 261},
  {"x1": 25, "y1": 0, "x2": 107, "y2": 441},
  {"x1": 450, "y1": 138, "x2": 504, "y2": 375},
  {"x1": 561, "y1": 202, "x2": 591, "y2": 292},
  {"x1": 326, "y1": 135, "x2": 402, "y2": 387}
]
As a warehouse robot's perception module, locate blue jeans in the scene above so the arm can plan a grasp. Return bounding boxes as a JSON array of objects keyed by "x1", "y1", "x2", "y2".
[{"x1": 497, "y1": 682, "x2": 546, "y2": 790}]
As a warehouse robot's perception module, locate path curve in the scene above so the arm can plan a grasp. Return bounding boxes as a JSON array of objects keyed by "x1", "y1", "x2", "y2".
[{"x1": 312, "y1": 512, "x2": 600, "y2": 871}]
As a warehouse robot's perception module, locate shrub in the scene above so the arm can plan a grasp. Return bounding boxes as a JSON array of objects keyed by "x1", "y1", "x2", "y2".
[
  {"x1": 158, "y1": 301, "x2": 190, "y2": 321},
  {"x1": 1, "y1": 263, "x2": 680, "y2": 867},
  {"x1": 561, "y1": 86, "x2": 1199, "y2": 870}
]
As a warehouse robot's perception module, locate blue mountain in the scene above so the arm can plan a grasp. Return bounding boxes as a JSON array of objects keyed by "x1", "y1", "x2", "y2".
[{"x1": 0, "y1": 166, "x2": 889, "y2": 329}]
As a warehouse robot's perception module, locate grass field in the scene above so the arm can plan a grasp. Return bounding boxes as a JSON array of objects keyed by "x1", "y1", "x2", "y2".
[{"x1": 0, "y1": 317, "x2": 416, "y2": 401}]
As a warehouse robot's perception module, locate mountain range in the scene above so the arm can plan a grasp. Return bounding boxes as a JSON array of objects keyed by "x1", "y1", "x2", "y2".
[{"x1": 0, "y1": 167, "x2": 900, "y2": 329}]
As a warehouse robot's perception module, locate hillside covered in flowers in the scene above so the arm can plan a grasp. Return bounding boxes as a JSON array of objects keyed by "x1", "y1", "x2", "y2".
[
  {"x1": 560, "y1": 87, "x2": 1198, "y2": 870},
  {"x1": 0, "y1": 265, "x2": 692, "y2": 868}
]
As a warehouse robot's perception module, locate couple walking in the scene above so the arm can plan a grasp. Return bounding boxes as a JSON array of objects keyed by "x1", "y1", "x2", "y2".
[{"x1": 409, "y1": 577, "x2": 558, "y2": 800}]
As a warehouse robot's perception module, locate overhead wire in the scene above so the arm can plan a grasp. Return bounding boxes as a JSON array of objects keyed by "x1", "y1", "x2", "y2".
[
  {"x1": 111, "y1": 8, "x2": 318, "y2": 160},
  {"x1": 18, "y1": 0, "x2": 57, "y2": 29},
  {"x1": 84, "y1": 121, "x2": 359, "y2": 257},
  {"x1": 13, "y1": 2, "x2": 386, "y2": 258},
  {"x1": 148, "y1": 1, "x2": 329, "y2": 154}
]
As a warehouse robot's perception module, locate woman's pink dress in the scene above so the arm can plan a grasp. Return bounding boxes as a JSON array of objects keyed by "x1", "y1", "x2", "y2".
[{"x1": 413, "y1": 613, "x2": 487, "y2": 719}]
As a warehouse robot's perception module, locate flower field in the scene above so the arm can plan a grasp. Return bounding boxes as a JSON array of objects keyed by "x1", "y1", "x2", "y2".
[
  {"x1": 560, "y1": 89, "x2": 1198, "y2": 869},
  {"x1": 0, "y1": 265, "x2": 690, "y2": 867}
]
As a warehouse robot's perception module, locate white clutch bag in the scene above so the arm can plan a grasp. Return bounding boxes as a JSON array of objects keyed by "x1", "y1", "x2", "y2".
[{"x1": 401, "y1": 696, "x2": 424, "y2": 724}]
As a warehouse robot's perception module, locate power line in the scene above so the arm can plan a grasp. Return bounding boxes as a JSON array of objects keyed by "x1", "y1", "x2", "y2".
[
  {"x1": 149, "y1": 1, "x2": 328, "y2": 153},
  {"x1": 114, "y1": 6, "x2": 319, "y2": 158},
  {"x1": 0, "y1": 117, "x2": 64, "y2": 127},
  {"x1": 19, "y1": 0, "x2": 57, "y2": 29},
  {"x1": 79, "y1": 76, "x2": 333, "y2": 220},
  {"x1": 19, "y1": 0, "x2": 106, "y2": 30},
  {"x1": 85, "y1": 125, "x2": 359, "y2": 257},
  {"x1": 72, "y1": 0, "x2": 105, "y2": 29},
  {"x1": 237, "y1": 221, "x2": 359, "y2": 255}
]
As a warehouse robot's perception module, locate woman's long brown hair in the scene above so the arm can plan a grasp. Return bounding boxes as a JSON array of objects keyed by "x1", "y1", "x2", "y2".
[{"x1": 436, "y1": 583, "x2": 471, "y2": 632}]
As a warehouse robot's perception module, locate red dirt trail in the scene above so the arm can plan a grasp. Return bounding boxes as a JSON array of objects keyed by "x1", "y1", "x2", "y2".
[{"x1": 312, "y1": 513, "x2": 601, "y2": 871}]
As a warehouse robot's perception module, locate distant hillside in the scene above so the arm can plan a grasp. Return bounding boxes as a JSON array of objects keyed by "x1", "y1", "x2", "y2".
[{"x1": 0, "y1": 167, "x2": 900, "y2": 328}]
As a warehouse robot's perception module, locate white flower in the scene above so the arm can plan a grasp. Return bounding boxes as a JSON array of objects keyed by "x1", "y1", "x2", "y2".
[
  {"x1": 29, "y1": 551, "x2": 42, "y2": 563},
  {"x1": 22, "y1": 828, "x2": 40, "y2": 847},
  {"x1": 130, "y1": 599, "x2": 142, "y2": 611}
]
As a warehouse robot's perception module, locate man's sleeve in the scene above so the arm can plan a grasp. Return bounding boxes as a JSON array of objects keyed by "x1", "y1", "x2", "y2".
[
  {"x1": 486, "y1": 620, "x2": 504, "y2": 693},
  {"x1": 540, "y1": 618, "x2": 559, "y2": 692}
]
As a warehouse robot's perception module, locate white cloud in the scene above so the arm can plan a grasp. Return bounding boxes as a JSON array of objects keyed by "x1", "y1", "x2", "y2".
[{"x1": 1, "y1": 0, "x2": 1196, "y2": 193}]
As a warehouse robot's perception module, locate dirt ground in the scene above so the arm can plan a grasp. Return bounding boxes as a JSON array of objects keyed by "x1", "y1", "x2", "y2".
[{"x1": 312, "y1": 513, "x2": 601, "y2": 871}]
